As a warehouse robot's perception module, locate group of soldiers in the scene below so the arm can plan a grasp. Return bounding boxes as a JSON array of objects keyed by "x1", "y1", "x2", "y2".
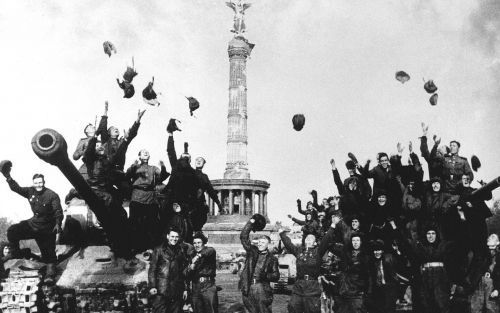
[
  {"x1": 0, "y1": 105, "x2": 498, "y2": 313},
  {"x1": 0, "y1": 101, "x2": 226, "y2": 313},
  {"x1": 279, "y1": 122, "x2": 498, "y2": 313}
]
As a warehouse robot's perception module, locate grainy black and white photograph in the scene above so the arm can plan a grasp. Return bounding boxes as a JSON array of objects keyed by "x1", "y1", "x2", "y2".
[{"x1": 0, "y1": 1, "x2": 499, "y2": 312}]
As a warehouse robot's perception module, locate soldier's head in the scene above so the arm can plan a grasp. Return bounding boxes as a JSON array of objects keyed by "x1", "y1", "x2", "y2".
[
  {"x1": 138, "y1": 149, "x2": 150, "y2": 163},
  {"x1": 372, "y1": 239, "x2": 384, "y2": 259},
  {"x1": 304, "y1": 234, "x2": 316, "y2": 248},
  {"x1": 318, "y1": 211, "x2": 326, "y2": 221},
  {"x1": 166, "y1": 228, "x2": 181, "y2": 246},
  {"x1": 173, "y1": 203, "x2": 182, "y2": 213},
  {"x1": 351, "y1": 233, "x2": 362, "y2": 250},
  {"x1": 1, "y1": 243, "x2": 10, "y2": 258},
  {"x1": 430, "y1": 177, "x2": 441, "y2": 192},
  {"x1": 108, "y1": 126, "x2": 120, "y2": 139},
  {"x1": 193, "y1": 232, "x2": 208, "y2": 252},
  {"x1": 487, "y1": 234, "x2": 499, "y2": 255},
  {"x1": 32, "y1": 174, "x2": 45, "y2": 192},
  {"x1": 377, "y1": 194, "x2": 387, "y2": 207},
  {"x1": 322, "y1": 198, "x2": 329, "y2": 207},
  {"x1": 84, "y1": 124, "x2": 95, "y2": 138},
  {"x1": 346, "y1": 160, "x2": 356, "y2": 176},
  {"x1": 351, "y1": 217, "x2": 360, "y2": 231},
  {"x1": 305, "y1": 211, "x2": 313, "y2": 221},
  {"x1": 461, "y1": 174, "x2": 471, "y2": 187},
  {"x1": 378, "y1": 153, "x2": 389, "y2": 169},
  {"x1": 95, "y1": 141, "x2": 106, "y2": 156},
  {"x1": 426, "y1": 229, "x2": 437, "y2": 244},
  {"x1": 329, "y1": 196, "x2": 339, "y2": 207},
  {"x1": 257, "y1": 235, "x2": 271, "y2": 252},
  {"x1": 306, "y1": 201, "x2": 313, "y2": 210},
  {"x1": 331, "y1": 214, "x2": 341, "y2": 227},
  {"x1": 195, "y1": 157, "x2": 206, "y2": 169},
  {"x1": 450, "y1": 140, "x2": 460, "y2": 155}
]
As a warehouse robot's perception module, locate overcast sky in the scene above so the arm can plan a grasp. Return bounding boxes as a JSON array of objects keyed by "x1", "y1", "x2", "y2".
[{"x1": 0, "y1": 0, "x2": 499, "y2": 225}]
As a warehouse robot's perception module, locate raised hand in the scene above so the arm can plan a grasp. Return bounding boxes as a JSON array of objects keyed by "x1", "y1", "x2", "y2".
[
  {"x1": 137, "y1": 109, "x2": 146, "y2": 122},
  {"x1": 330, "y1": 158, "x2": 336, "y2": 170},
  {"x1": 433, "y1": 135, "x2": 441, "y2": 146},
  {"x1": 104, "y1": 101, "x2": 109, "y2": 116},
  {"x1": 397, "y1": 142, "x2": 404, "y2": 154},
  {"x1": 421, "y1": 122, "x2": 429, "y2": 136},
  {"x1": 409, "y1": 141, "x2": 413, "y2": 154}
]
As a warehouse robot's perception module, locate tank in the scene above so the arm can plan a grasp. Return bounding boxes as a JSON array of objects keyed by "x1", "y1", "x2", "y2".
[
  {"x1": 31, "y1": 128, "x2": 132, "y2": 258},
  {"x1": 0, "y1": 129, "x2": 152, "y2": 313}
]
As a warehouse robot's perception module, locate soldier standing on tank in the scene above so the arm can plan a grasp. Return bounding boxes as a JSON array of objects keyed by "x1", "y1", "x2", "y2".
[
  {"x1": 148, "y1": 227, "x2": 192, "y2": 313},
  {"x1": 193, "y1": 157, "x2": 222, "y2": 231},
  {"x1": 0, "y1": 165, "x2": 62, "y2": 284},
  {"x1": 187, "y1": 231, "x2": 218, "y2": 313},
  {"x1": 239, "y1": 216, "x2": 280, "y2": 313},
  {"x1": 126, "y1": 149, "x2": 169, "y2": 252},
  {"x1": 443, "y1": 140, "x2": 473, "y2": 194}
]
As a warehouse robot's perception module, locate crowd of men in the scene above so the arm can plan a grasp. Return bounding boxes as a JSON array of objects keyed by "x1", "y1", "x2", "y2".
[
  {"x1": 0, "y1": 105, "x2": 498, "y2": 313},
  {"x1": 280, "y1": 122, "x2": 498, "y2": 313}
]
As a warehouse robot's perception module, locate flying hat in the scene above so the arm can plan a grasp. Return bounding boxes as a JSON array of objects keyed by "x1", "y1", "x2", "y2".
[
  {"x1": 186, "y1": 97, "x2": 200, "y2": 116},
  {"x1": 116, "y1": 79, "x2": 135, "y2": 98},
  {"x1": 251, "y1": 213, "x2": 267, "y2": 232},
  {"x1": 166, "y1": 118, "x2": 182, "y2": 133},
  {"x1": 142, "y1": 77, "x2": 160, "y2": 106},
  {"x1": 395, "y1": 71, "x2": 410, "y2": 84},
  {"x1": 471, "y1": 155, "x2": 481, "y2": 172},
  {"x1": 103, "y1": 41, "x2": 117, "y2": 57},
  {"x1": 292, "y1": 114, "x2": 305, "y2": 131},
  {"x1": 429, "y1": 93, "x2": 438, "y2": 106},
  {"x1": 424, "y1": 80, "x2": 438, "y2": 94}
]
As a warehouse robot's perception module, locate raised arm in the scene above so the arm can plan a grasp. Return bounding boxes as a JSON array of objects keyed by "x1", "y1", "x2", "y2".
[
  {"x1": 240, "y1": 220, "x2": 254, "y2": 252},
  {"x1": 278, "y1": 230, "x2": 298, "y2": 256},
  {"x1": 167, "y1": 135, "x2": 177, "y2": 169},
  {"x1": 331, "y1": 158, "x2": 345, "y2": 195},
  {"x1": 97, "y1": 101, "x2": 110, "y2": 143},
  {"x1": 7, "y1": 178, "x2": 30, "y2": 199},
  {"x1": 156, "y1": 161, "x2": 170, "y2": 183}
]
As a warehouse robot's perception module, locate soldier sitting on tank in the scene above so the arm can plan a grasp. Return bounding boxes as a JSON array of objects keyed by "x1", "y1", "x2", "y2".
[
  {"x1": 0, "y1": 166, "x2": 62, "y2": 284},
  {"x1": 193, "y1": 157, "x2": 222, "y2": 231},
  {"x1": 126, "y1": 149, "x2": 169, "y2": 252},
  {"x1": 443, "y1": 140, "x2": 473, "y2": 194},
  {"x1": 98, "y1": 108, "x2": 146, "y2": 199}
]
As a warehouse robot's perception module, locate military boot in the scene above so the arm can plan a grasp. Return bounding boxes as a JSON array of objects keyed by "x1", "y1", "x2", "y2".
[{"x1": 44, "y1": 263, "x2": 56, "y2": 284}]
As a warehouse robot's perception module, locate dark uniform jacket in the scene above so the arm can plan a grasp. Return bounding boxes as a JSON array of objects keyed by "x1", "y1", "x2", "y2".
[
  {"x1": 195, "y1": 169, "x2": 222, "y2": 208},
  {"x1": 339, "y1": 246, "x2": 370, "y2": 297},
  {"x1": 126, "y1": 163, "x2": 169, "y2": 204},
  {"x1": 368, "y1": 253, "x2": 400, "y2": 290},
  {"x1": 332, "y1": 169, "x2": 372, "y2": 200},
  {"x1": 187, "y1": 246, "x2": 217, "y2": 282},
  {"x1": 443, "y1": 154, "x2": 473, "y2": 194},
  {"x1": 420, "y1": 136, "x2": 445, "y2": 180},
  {"x1": 166, "y1": 136, "x2": 201, "y2": 208},
  {"x1": 239, "y1": 221, "x2": 279, "y2": 296},
  {"x1": 467, "y1": 251, "x2": 500, "y2": 292},
  {"x1": 8, "y1": 179, "x2": 63, "y2": 233},
  {"x1": 280, "y1": 227, "x2": 336, "y2": 296},
  {"x1": 359, "y1": 164, "x2": 394, "y2": 199},
  {"x1": 148, "y1": 242, "x2": 193, "y2": 299}
]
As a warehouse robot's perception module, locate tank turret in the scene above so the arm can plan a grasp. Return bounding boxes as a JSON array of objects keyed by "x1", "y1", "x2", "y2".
[{"x1": 31, "y1": 128, "x2": 132, "y2": 258}]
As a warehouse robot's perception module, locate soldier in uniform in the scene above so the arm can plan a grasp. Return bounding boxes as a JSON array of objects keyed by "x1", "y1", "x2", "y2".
[
  {"x1": 126, "y1": 149, "x2": 169, "y2": 252},
  {"x1": 148, "y1": 227, "x2": 192, "y2": 313},
  {"x1": 187, "y1": 232, "x2": 218, "y2": 313},
  {"x1": 443, "y1": 140, "x2": 473, "y2": 194},
  {"x1": 468, "y1": 234, "x2": 500, "y2": 313},
  {"x1": 278, "y1": 220, "x2": 339, "y2": 313},
  {"x1": 239, "y1": 217, "x2": 280, "y2": 313},
  {"x1": 0, "y1": 167, "x2": 62, "y2": 284},
  {"x1": 193, "y1": 157, "x2": 222, "y2": 231}
]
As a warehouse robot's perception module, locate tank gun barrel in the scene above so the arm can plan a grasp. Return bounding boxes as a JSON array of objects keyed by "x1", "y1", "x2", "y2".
[
  {"x1": 469, "y1": 176, "x2": 500, "y2": 202},
  {"x1": 31, "y1": 129, "x2": 131, "y2": 258}
]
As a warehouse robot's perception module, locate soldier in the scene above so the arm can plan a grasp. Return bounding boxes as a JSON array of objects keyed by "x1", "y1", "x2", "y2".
[
  {"x1": 73, "y1": 101, "x2": 109, "y2": 179},
  {"x1": 187, "y1": 232, "x2": 218, "y2": 313},
  {"x1": 443, "y1": 140, "x2": 473, "y2": 194},
  {"x1": 419, "y1": 123, "x2": 446, "y2": 181},
  {"x1": 165, "y1": 119, "x2": 201, "y2": 242},
  {"x1": 468, "y1": 234, "x2": 500, "y2": 313},
  {"x1": 338, "y1": 232, "x2": 370, "y2": 313},
  {"x1": 331, "y1": 158, "x2": 371, "y2": 200},
  {"x1": 193, "y1": 157, "x2": 222, "y2": 231},
  {"x1": 239, "y1": 217, "x2": 279, "y2": 313},
  {"x1": 408, "y1": 225, "x2": 454, "y2": 313},
  {"x1": 367, "y1": 239, "x2": 399, "y2": 313},
  {"x1": 0, "y1": 166, "x2": 62, "y2": 284},
  {"x1": 148, "y1": 227, "x2": 192, "y2": 313},
  {"x1": 278, "y1": 220, "x2": 338, "y2": 313},
  {"x1": 126, "y1": 149, "x2": 169, "y2": 252}
]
